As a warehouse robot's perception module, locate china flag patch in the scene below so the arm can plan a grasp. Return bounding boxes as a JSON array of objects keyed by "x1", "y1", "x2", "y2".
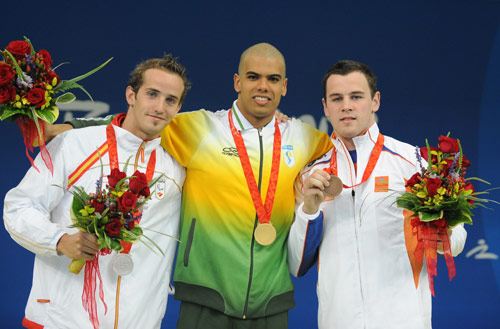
[{"x1": 374, "y1": 176, "x2": 389, "y2": 192}]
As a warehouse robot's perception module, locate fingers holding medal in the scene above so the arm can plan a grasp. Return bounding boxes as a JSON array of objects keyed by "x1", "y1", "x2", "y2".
[{"x1": 302, "y1": 169, "x2": 343, "y2": 215}]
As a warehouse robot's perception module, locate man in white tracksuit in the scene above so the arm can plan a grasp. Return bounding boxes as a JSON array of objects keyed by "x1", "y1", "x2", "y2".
[
  {"x1": 287, "y1": 60, "x2": 467, "y2": 329},
  {"x1": 3, "y1": 55, "x2": 187, "y2": 328}
]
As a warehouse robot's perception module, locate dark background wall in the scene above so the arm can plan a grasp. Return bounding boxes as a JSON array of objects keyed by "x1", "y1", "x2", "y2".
[{"x1": 1, "y1": 1, "x2": 500, "y2": 328}]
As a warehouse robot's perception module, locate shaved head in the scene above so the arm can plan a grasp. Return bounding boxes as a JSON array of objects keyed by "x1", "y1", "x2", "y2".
[{"x1": 238, "y1": 43, "x2": 286, "y2": 77}]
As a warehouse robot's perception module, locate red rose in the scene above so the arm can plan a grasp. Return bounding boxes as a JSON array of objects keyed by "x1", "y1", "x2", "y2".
[
  {"x1": 140, "y1": 186, "x2": 150, "y2": 197},
  {"x1": 105, "y1": 218, "x2": 122, "y2": 237},
  {"x1": 45, "y1": 70, "x2": 61, "y2": 86},
  {"x1": 0, "y1": 85, "x2": 15, "y2": 104},
  {"x1": 129, "y1": 170, "x2": 149, "y2": 196},
  {"x1": 26, "y1": 87, "x2": 46, "y2": 107},
  {"x1": 108, "y1": 168, "x2": 126, "y2": 188},
  {"x1": 438, "y1": 135, "x2": 459, "y2": 154},
  {"x1": 0, "y1": 62, "x2": 15, "y2": 85},
  {"x1": 118, "y1": 191, "x2": 137, "y2": 213},
  {"x1": 91, "y1": 199, "x2": 106, "y2": 214},
  {"x1": 426, "y1": 177, "x2": 442, "y2": 197},
  {"x1": 406, "y1": 172, "x2": 422, "y2": 187},
  {"x1": 37, "y1": 49, "x2": 52, "y2": 70},
  {"x1": 6, "y1": 40, "x2": 32, "y2": 60},
  {"x1": 127, "y1": 220, "x2": 136, "y2": 230},
  {"x1": 420, "y1": 147, "x2": 438, "y2": 162}
]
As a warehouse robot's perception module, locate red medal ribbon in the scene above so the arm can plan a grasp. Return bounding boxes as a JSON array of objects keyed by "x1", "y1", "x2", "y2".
[
  {"x1": 410, "y1": 216, "x2": 455, "y2": 296},
  {"x1": 228, "y1": 108, "x2": 281, "y2": 224},
  {"x1": 325, "y1": 133, "x2": 385, "y2": 189}
]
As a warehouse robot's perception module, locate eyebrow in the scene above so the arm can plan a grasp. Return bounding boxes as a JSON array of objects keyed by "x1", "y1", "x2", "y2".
[
  {"x1": 328, "y1": 90, "x2": 365, "y2": 97},
  {"x1": 246, "y1": 71, "x2": 283, "y2": 79},
  {"x1": 145, "y1": 87, "x2": 179, "y2": 100}
]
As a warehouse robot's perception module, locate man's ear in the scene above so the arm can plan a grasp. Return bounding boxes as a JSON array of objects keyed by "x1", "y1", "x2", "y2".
[
  {"x1": 125, "y1": 86, "x2": 136, "y2": 106},
  {"x1": 234, "y1": 73, "x2": 241, "y2": 93}
]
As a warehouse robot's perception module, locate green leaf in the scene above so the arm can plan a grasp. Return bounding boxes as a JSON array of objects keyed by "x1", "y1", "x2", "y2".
[
  {"x1": 23, "y1": 36, "x2": 36, "y2": 56},
  {"x1": 34, "y1": 108, "x2": 57, "y2": 123},
  {"x1": 4, "y1": 50, "x2": 25, "y2": 78},
  {"x1": 0, "y1": 107, "x2": 25, "y2": 120},
  {"x1": 56, "y1": 92, "x2": 76, "y2": 104},
  {"x1": 109, "y1": 238, "x2": 122, "y2": 251},
  {"x1": 418, "y1": 210, "x2": 443, "y2": 222},
  {"x1": 67, "y1": 57, "x2": 113, "y2": 84}
]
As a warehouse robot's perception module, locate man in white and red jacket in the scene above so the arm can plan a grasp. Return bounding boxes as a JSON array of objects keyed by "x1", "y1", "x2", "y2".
[
  {"x1": 287, "y1": 60, "x2": 467, "y2": 329},
  {"x1": 3, "y1": 55, "x2": 187, "y2": 329}
]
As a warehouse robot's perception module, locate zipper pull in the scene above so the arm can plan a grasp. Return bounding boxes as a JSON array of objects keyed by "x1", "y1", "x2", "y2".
[{"x1": 352, "y1": 189, "x2": 355, "y2": 198}]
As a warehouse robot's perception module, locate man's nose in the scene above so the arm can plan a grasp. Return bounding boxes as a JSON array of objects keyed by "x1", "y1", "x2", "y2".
[{"x1": 257, "y1": 78, "x2": 269, "y2": 91}]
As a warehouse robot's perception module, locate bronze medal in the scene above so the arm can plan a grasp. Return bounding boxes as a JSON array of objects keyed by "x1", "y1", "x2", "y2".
[
  {"x1": 324, "y1": 174, "x2": 343, "y2": 198},
  {"x1": 254, "y1": 222, "x2": 276, "y2": 246}
]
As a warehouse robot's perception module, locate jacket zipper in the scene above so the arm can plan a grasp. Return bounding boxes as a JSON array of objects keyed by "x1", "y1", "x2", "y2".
[
  {"x1": 346, "y1": 145, "x2": 365, "y2": 323},
  {"x1": 242, "y1": 128, "x2": 264, "y2": 319}
]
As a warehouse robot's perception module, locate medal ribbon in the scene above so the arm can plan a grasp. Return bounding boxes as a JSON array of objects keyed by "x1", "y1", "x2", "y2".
[
  {"x1": 325, "y1": 133, "x2": 385, "y2": 189},
  {"x1": 228, "y1": 108, "x2": 281, "y2": 224}
]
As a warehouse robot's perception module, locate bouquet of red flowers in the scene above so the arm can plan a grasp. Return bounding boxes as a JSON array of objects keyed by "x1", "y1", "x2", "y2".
[
  {"x1": 69, "y1": 160, "x2": 166, "y2": 329},
  {"x1": 0, "y1": 36, "x2": 111, "y2": 174},
  {"x1": 69, "y1": 165, "x2": 163, "y2": 273},
  {"x1": 397, "y1": 134, "x2": 497, "y2": 295}
]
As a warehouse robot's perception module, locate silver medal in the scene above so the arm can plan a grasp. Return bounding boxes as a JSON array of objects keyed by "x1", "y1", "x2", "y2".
[{"x1": 111, "y1": 253, "x2": 134, "y2": 276}]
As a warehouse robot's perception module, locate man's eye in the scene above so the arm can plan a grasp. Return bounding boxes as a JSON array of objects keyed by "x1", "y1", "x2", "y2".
[
  {"x1": 332, "y1": 97, "x2": 341, "y2": 102},
  {"x1": 269, "y1": 77, "x2": 280, "y2": 82},
  {"x1": 352, "y1": 95, "x2": 361, "y2": 100},
  {"x1": 166, "y1": 98, "x2": 176, "y2": 105},
  {"x1": 148, "y1": 91, "x2": 157, "y2": 98},
  {"x1": 248, "y1": 75, "x2": 258, "y2": 80}
]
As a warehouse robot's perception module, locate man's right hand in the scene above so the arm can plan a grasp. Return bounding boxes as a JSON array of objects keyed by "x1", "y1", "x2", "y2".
[
  {"x1": 56, "y1": 232, "x2": 100, "y2": 260},
  {"x1": 302, "y1": 169, "x2": 331, "y2": 214}
]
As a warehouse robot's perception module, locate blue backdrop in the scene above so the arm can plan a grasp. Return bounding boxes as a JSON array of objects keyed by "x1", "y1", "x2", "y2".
[{"x1": 1, "y1": 1, "x2": 500, "y2": 328}]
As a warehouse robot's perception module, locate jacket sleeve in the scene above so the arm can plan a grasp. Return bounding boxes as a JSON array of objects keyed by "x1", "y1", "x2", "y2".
[
  {"x1": 3, "y1": 134, "x2": 70, "y2": 256},
  {"x1": 287, "y1": 202, "x2": 323, "y2": 277},
  {"x1": 448, "y1": 223, "x2": 467, "y2": 257}
]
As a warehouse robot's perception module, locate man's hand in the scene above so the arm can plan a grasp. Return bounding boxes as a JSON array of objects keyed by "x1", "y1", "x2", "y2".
[
  {"x1": 56, "y1": 232, "x2": 100, "y2": 260},
  {"x1": 44, "y1": 122, "x2": 73, "y2": 142},
  {"x1": 303, "y1": 169, "x2": 331, "y2": 214},
  {"x1": 274, "y1": 110, "x2": 290, "y2": 123}
]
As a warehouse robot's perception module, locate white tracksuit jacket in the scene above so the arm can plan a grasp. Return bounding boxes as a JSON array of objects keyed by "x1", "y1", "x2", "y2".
[
  {"x1": 4, "y1": 124, "x2": 185, "y2": 329},
  {"x1": 288, "y1": 123, "x2": 467, "y2": 329}
]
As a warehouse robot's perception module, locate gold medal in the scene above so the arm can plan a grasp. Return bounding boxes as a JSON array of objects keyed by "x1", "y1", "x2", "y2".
[
  {"x1": 324, "y1": 174, "x2": 343, "y2": 198},
  {"x1": 254, "y1": 222, "x2": 276, "y2": 246}
]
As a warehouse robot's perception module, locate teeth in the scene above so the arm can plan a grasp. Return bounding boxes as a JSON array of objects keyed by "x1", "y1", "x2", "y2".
[{"x1": 254, "y1": 96, "x2": 268, "y2": 101}]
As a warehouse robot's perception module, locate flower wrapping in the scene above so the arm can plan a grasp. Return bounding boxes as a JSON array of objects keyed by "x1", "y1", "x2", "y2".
[{"x1": 0, "y1": 36, "x2": 112, "y2": 174}]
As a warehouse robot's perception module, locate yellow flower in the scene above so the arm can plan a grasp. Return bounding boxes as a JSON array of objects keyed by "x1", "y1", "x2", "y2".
[
  {"x1": 416, "y1": 191, "x2": 427, "y2": 199},
  {"x1": 437, "y1": 186, "x2": 447, "y2": 195}
]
